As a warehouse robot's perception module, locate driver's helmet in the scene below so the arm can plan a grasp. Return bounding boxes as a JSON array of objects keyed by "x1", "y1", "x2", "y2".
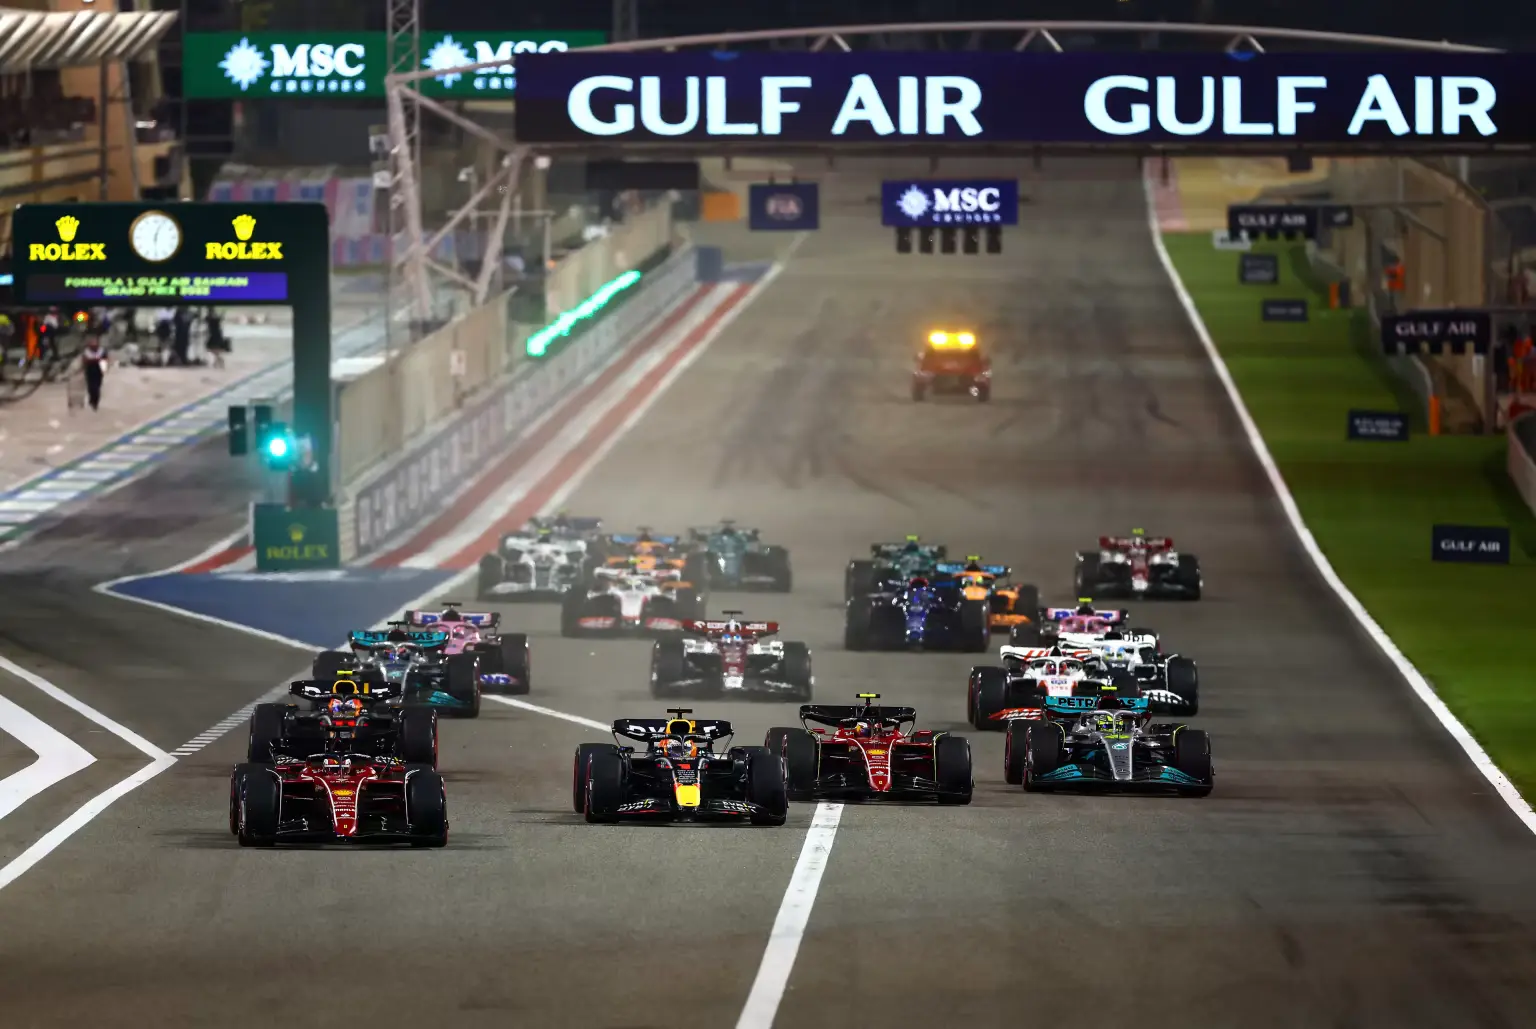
[
  {"x1": 1028, "y1": 659, "x2": 1057, "y2": 675},
  {"x1": 964, "y1": 556, "x2": 983, "y2": 571},
  {"x1": 902, "y1": 539, "x2": 922, "y2": 554},
  {"x1": 853, "y1": 721, "x2": 875, "y2": 738},
  {"x1": 908, "y1": 577, "x2": 930, "y2": 589},
  {"x1": 451, "y1": 626, "x2": 469, "y2": 639},
  {"x1": 327, "y1": 696, "x2": 364, "y2": 718},
  {"x1": 1090, "y1": 711, "x2": 1121, "y2": 733},
  {"x1": 383, "y1": 648, "x2": 408, "y2": 662},
  {"x1": 1075, "y1": 602, "x2": 1096, "y2": 616},
  {"x1": 552, "y1": 510, "x2": 571, "y2": 528},
  {"x1": 662, "y1": 736, "x2": 700, "y2": 760}
]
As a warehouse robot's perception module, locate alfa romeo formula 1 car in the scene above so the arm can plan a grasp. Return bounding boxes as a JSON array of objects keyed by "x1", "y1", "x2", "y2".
[
  {"x1": 560, "y1": 566, "x2": 705, "y2": 637},
  {"x1": 1075, "y1": 529, "x2": 1202, "y2": 600},
  {"x1": 477, "y1": 524, "x2": 593, "y2": 600},
  {"x1": 650, "y1": 612, "x2": 813, "y2": 701},
  {"x1": 934, "y1": 557, "x2": 1040, "y2": 634},
  {"x1": 402, "y1": 604, "x2": 530, "y2": 694},
  {"x1": 765, "y1": 693, "x2": 972, "y2": 804},
  {"x1": 845, "y1": 575, "x2": 989, "y2": 652},
  {"x1": 844, "y1": 536, "x2": 947, "y2": 601},
  {"x1": 687, "y1": 520, "x2": 792, "y2": 592},
  {"x1": 1004, "y1": 693, "x2": 1213, "y2": 796},
  {"x1": 912, "y1": 329, "x2": 991, "y2": 402},
  {"x1": 573, "y1": 710, "x2": 787, "y2": 825},
  {"x1": 309, "y1": 624, "x2": 483, "y2": 717}
]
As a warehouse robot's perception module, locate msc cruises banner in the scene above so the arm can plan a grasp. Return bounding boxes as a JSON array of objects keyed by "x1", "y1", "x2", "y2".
[{"x1": 513, "y1": 52, "x2": 1535, "y2": 145}]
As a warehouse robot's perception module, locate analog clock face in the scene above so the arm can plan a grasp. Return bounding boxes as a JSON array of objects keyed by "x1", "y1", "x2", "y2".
[{"x1": 129, "y1": 211, "x2": 182, "y2": 263}]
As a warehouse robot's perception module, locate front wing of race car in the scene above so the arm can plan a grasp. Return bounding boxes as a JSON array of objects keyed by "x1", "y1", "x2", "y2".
[{"x1": 1030, "y1": 760, "x2": 1207, "y2": 792}]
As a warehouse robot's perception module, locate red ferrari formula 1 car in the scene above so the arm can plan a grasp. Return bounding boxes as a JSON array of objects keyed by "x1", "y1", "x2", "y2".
[
  {"x1": 230, "y1": 753, "x2": 447, "y2": 848},
  {"x1": 765, "y1": 693, "x2": 972, "y2": 804},
  {"x1": 403, "y1": 603, "x2": 531, "y2": 694},
  {"x1": 912, "y1": 329, "x2": 991, "y2": 402}
]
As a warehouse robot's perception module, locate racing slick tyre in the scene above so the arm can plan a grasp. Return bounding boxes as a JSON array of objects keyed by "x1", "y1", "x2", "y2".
[
  {"x1": 649, "y1": 638, "x2": 687, "y2": 698},
  {"x1": 1164, "y1": 657, "x2": 1199, "y2": 716},
  {"x1": 234, "y1": 764, "x2": 279, "y2": 847},
  {"x1": 397, "y1": 706, "x2": 439, "y2": 767},
  {"x1": 1003, "y1": 722, "x2": 1028, "y2": 785},
  {"x1": 911, "y1": 381, "x2": 927, "y2": 402},
  {"x1": 496, "y1": 633, "x2": 531, "y2": 694},
  {"x1": 843, "y1": 599, "x2": 873, "y2": 651},
  {"x1": 444, "y1": 653, "x2": 482, "y2": 718},
  {"x1": 743, "y1": 747, "x2": 789, "y2": 826},
  {"x1": 960, "y1": 599, "x2": 990, "y2": 652},
  {"x1": 1177, "y1": 554, "x2": 1203, "y2": 600},
  {"x1": 559, "y1": 590, "x2": 587, "y2": 637},
  {"x1": 406, "y1": 767, "x2": 449, "y2": 846},
  {"x1": 781, "y1": 642, "x2": 814, "y2": 702},
  {"x1": 572, "y1": 743, "x2": 619, "y2": 814},
  {"x1": 1022, "y1": 722, "x2": 1064, "y2": 792},
  {"x1": 934, "y1": 735, "x2": 973, "y2": 805},
  {"x1": 311, "y1": 649, "x2": 353, "y2": 682},
  {"x1": 762, "y1": 547, "x2": 793, "y2": 592},
  {"x1": 969, "y1": 666, "x2": 1009, "y2": 730},
  {"x1": 682, "y1": 552, "x2": 710, "y2": 593},
  {"x1": 584, "y1": 749, "x2": 627, "y2": 824},
  {"x1": 229, "y1": 763, "x2": 267, "y2": 835},
  {"x1": 476, "y1": 554, "x2": 503, "y2": 600},
  {"x1": 246, "y1": 702, "x2": 289, "y2": 764},
  {"x1": 1171, "y1": 728, "x2": 1213, "y2": 797},
  {"x1": 766, "y1": 728, "x2": 818, "y2": 801},
  {"x1": 844, "y1": 559, "x2": 878, "y2": 602},
  {"x1": 1073, "y1": 553, "x2": 1101, "y2": 597},
  {"x1": 1008, "y1": 621, "x2": 1042, "y2": 647},
  {"x1": 974, "y1": 383, "x2": 991, "y2": 403}
]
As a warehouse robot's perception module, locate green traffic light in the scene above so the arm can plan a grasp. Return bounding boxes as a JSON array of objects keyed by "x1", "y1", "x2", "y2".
[{"x1": 266, "y1": 436, "x2": 290, "y2": 459}]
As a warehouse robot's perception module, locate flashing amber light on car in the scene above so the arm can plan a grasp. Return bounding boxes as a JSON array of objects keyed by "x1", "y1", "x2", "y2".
[{"x1": 928, "y1": 331, "x2": 976, "y2": 349}]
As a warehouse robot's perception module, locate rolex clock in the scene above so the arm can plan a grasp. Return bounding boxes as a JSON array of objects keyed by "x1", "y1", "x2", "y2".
[{"x1": 129, "y1": 210, "x2": 182, "y2": 263}]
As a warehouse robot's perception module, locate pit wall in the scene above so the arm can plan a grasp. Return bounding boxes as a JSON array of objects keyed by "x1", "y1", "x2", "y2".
[
  {"x1": 1511, "y1": 412, "x2": 1536, "y2": 518},
  {"x1": 544, "y1": 200, "x2": 673, "y2": 315}
]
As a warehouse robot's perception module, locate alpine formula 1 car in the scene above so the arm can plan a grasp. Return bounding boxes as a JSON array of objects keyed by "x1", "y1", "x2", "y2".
[
  {"x1": 402, "y1": 604, "x2": 530, "y2": 694},
  {"x1": 560, "y1": 565, "x2": 705, "y2": 637},
  {"x1": 309, "y1": 624, "x2": 483, "y2": 717},
  {"x1": 934, "y1": 557, "x2": 1040, "y2": 634},
  {"x1": 1011, "y1": 602, "x2": 1199, "y2": 714},
  {"x1": 650, "y1": 612, "x2": 813, "y2": 702},
  {"x1": 912, "y1": 329, "x2": 991, "y2": 402},
  {"x1": 230, "y1": 672, "x2": 448, "y2": 846},
  {"x1": 573, "y1": 710, "x2": 787, "y2": 825},
  {"x1": 1075, "y1": 529, "x2": 1202, "y2": 600},
  {"x1": 687, "y1": 520, "x2": 792, "y2": 592},
  {"x1": 765, "y1": 693, "x2": 972, "y2": 804},
  {"x1": 477, "y1": 522, "x2": 595, "y2": 600},
  {"x1": 845, "y1": 575, "x2": 989, "y2": 652},
  {"x1": 1004, "y1": 693, "x2": 1213, "y2": 796},
  {"x1": 844, "y1": 536, "x2": 947, "y2": 601}
]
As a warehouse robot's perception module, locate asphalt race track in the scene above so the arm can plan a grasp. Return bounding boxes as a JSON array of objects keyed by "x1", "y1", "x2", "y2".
[{"x1": 2, "y1": 158, "x2": 1536, "y2": 1028}]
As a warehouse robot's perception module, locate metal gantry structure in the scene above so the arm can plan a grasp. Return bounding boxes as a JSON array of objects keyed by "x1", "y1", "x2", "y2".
[{"x1": 380, "y1": 20, "x2": 1499, "y2": 324}]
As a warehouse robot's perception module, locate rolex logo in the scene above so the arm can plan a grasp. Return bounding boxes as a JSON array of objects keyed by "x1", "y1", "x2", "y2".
[
  {"x1": 206, "y1": 213, "x2": 283, "y2": 261},
  {"x1": 55, "y1": 215, "x2": 80, "y2": 242},
  {"x1": 28, "y1": 213, "x2": 104, "y2": 261},
  {"x1": 288, "y1": 523, "x2": 306, "y2": 543},
  {"x1": 232, "y1": 214, "x2": 256, "y2": 241}
]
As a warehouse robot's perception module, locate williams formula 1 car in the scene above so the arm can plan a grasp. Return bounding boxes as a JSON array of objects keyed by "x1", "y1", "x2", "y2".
[
  {"x1": 912, "y1": 329, "x2": 991, "y2": 402},
  {"x1": 844, "y1": 536, "x2": 947, "y2": 600},
  {"x1": 846, "y1": 575, "x2": 989, "y2": 652},
  {"x1": 403, "y1": 604, "x2": 530, "y2": 694},
  {"x1": 309, "y1": 624, "x2": 482, "y2": 717},
  {"x1": 1004, "y1": 692, "x2": 1213, "y2": 796},
  {"x1": 573, "y1": 710, "x2": 787, "y2": 825},
  {"x1": 765, "y1": 693, "x2": 972, "y2": 804},
  {"x1": 650, "y1": 613, "x2": 813, "y2": 701},
  {"x1": 1075, "y1": 529, "x2": 1202, "y2": 600},
  {"x1": 687, "y1": 521, "x2": 792, "y2": 592}
]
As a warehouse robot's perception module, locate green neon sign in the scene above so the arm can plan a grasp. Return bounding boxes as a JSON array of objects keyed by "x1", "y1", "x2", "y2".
[{"x1": 526, "y1": 270, "x2": 642, "y2": 357}]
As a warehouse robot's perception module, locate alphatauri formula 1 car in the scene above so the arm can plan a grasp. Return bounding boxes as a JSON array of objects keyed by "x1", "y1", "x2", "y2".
[
  {"x1": 1004, "y1": 694, "x2": 1213, "y2": 796},
  {"x1": 573, "y1": 710, "x2": 787, "y2": 825},
  {"x1": 651, "y1": 613, "x2": 813, "y2": 701},
  {"x1": 1075, "y1": 529, "x2": 1202, "y2": 600}
]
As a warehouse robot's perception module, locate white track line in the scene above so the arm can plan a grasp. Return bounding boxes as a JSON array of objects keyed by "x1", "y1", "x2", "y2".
[
  {"x1": 0, "y1": 692, "x2": 95, "y2": 822},
  {"x1": 484, "y1": 696, "x2": 608, "y2": 732},
  {"x1": 1140, "y1": 168, "x2": 1536, "y2": 834}
]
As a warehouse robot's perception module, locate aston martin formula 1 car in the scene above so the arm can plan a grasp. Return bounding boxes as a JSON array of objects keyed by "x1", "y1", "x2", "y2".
[
  {"x1": 1075, "y1": 529, "x2": 1202, "y2": 600},
  {"x1": 651, "y1": 613, "x2": 812, "y2": 701},
  {"x1": 560, "y1": 566, "x2": 705, "y2": 637},
  {"x1": 230, "y1": 754, "x2": 447, "y2": 847},
  {"x1": 845, "y1": 575, "x2": 989, "y2": 652},
  {"x1": 309, "y1": 624, "x2": 482, "y2": 717},
  {"x1": 765, "y1": 693, "x2": 972, "y2": 804},
  {"x1": 1003, "y1": 694, "x2": 1213, "y2": 796},
  {"x1": 912, "y1": 329, "x2": 991, "y2": 402},
  {"x1": 934, "y1": 558, "x2": 1040, "y2": 634},
  {"x1": 403, "y1": 604, "x2": 530, "y2": 694},
  {"x1": 477, "y1": 525, "x2": 591, "y2": 600},
  {"x1": 844, "y1": 536, "x2": 947, "y2": 600},
  {"x1": 687, "y1": 521, "x2": 792, "y2": 591},
  {"x1": 573, "y1": 710, "x2": 787, "y2": 825}
]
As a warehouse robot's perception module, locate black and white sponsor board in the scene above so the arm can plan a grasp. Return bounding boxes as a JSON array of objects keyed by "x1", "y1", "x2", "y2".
[
  {"x1": 748, "y1": 182, "x2": 819, "y2": 231},
  {"x1": 1432, "y1": 524, "x2": 1511, "y2": 564},
  {"x1": 1262, "y1": 298, "x2": 1308, "y2": 322},
  {"x1": 1347, "y1": 409, "x2": 1409, "y2": 441},
  {"x1": 1380, "y1": 309, "x2": 1493, "y2": 355},
  {"x1": 1239, "y1": 252, "x2": 1280, "y2": 284},
  {"x1": 1228, "y1": 204, "x2": 1318, "y2": 240}
]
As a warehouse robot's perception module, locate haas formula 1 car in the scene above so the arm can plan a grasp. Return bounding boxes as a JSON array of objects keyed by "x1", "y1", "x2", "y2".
[
  {"x1": 1010, "y1": 602, "x2": 1199, "y2": 715},
  {"x1": 230, "y1": 671, "x2": 447, "y2": 847},
  {"x1": 651, "y1": 612, "x2": 813, "y2": 701},
  {"x1": 1004, "y1": 692, "x2": 1213, "y2": 796},
  {"x1": 573, "y1": 710, "x2": 787, "y2": 825},
  {"x1": 912, "y1": 329, "x2": 991, "y2": 402},
  {"x1": 309, "y1": 624, "x2": 484, "y2": 717},
  {"x1": 402, "y1": 604, "x2": 530, "y2": 694},
  {"x1": 560, "y1": 565, "x2": 706, "y2": 637},
  {"x1": 1075, "y1": 529, "x2": 1202, "y2": 600},
  {"x1": 765, "y1": 693, "x2": 973, "y2": 804}
]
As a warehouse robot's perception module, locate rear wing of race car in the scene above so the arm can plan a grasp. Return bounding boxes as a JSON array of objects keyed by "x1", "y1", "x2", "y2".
[
  {"x1": 934, "y1": 562, "x2": 1009, "y2": 577},
  {"x1": 349, "y1": 629, "x2": 449, "y2": 648},
  {"x1": 288, "y1": 677, "x2": 400, "y2": 702},
  {"x1": 871, "y1": 541, "x2": 947, "y2": 559},
  {"x1": 404, "y1": 609, "x2": 500, "y2": 629},
  {"x1": 799, "y1": 704, "x2": 918, "y2": 729},
  {"x1": 1042, "y1": 606, "x2": 1128, "y2": 624},
  {"x1": 1100, "y1": 535, "x2": 1173, "y2": 551},
  {"x1": 608, "y1": 533, "x2": 679, "y2": 545},
  {"x1": 1042, "y1": 694, "x2": 1150, "y2": 716},
  {"x1": 612, "y1": 716, "x2": 734, "y2": 742},
  {"x1": 1000, "y1": 645, "x2": 1094, "y2": 662},
  {"x1": 682, "y1": 619, "x2": 779, "y2": 637}
]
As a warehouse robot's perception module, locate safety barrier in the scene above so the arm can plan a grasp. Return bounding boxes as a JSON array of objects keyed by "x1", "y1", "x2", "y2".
[
  {"x1": 1509, "y1": 411, "x2": 1536, "y2": 517},
  {"x1": 340, "y1": 243, "x2": 699, "y2": 561},
  {"x1": 545, "y1": 201, "x2": 672, "y2": 316}
]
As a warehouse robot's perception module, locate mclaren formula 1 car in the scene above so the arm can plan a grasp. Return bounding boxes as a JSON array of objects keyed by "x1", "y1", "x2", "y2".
[
  {"x1": 403, "y1": 604, "x2": 530, "y2": 694},
  {"x1": 934, "y1": 557, "x2": 1040, "y2": 634},
  {"x1": 560, "y1": 565, "x2": 706, "y2": 637},
  {"x1": 687, "y1": 521, "x2": 792, "y2": 592},
  {"x1": 573, "y1": 710, "x2": 787, "y2": 825},
  {"x1": 309, "y1": 624, "x2": 483, "y2": 717},
  {"x1": 844, "y1": 536, "x2": 947, "y2": 601},
  {"x1": 1004, "y1": 693, "x2": 1213, "y2": 796},
  {"x1": 1075, "y1": 529, "x2": 1202, "y2": 600},
  {"x1": 911, "y1": 329, "x2": 991, "y2": 402},
  {"x1": 651, "y1": 613, "x2": 813, "y2": 701},
  {"x1": 765, "y1": 693, "x2": 972, "y2": 804},
  {"x1": 845, "y1": 575, "x2": 989, "y2": 652}
]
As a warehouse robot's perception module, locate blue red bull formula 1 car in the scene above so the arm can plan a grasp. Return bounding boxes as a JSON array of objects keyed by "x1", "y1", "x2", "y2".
[{"x1": 844, "y1": 575, "x2": 989, "y2": 652}]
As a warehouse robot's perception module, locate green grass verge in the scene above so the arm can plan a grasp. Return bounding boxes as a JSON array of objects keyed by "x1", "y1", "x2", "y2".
[{"x1": 1162, "y1": 233, "x2": 1536, "y2": 798}]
